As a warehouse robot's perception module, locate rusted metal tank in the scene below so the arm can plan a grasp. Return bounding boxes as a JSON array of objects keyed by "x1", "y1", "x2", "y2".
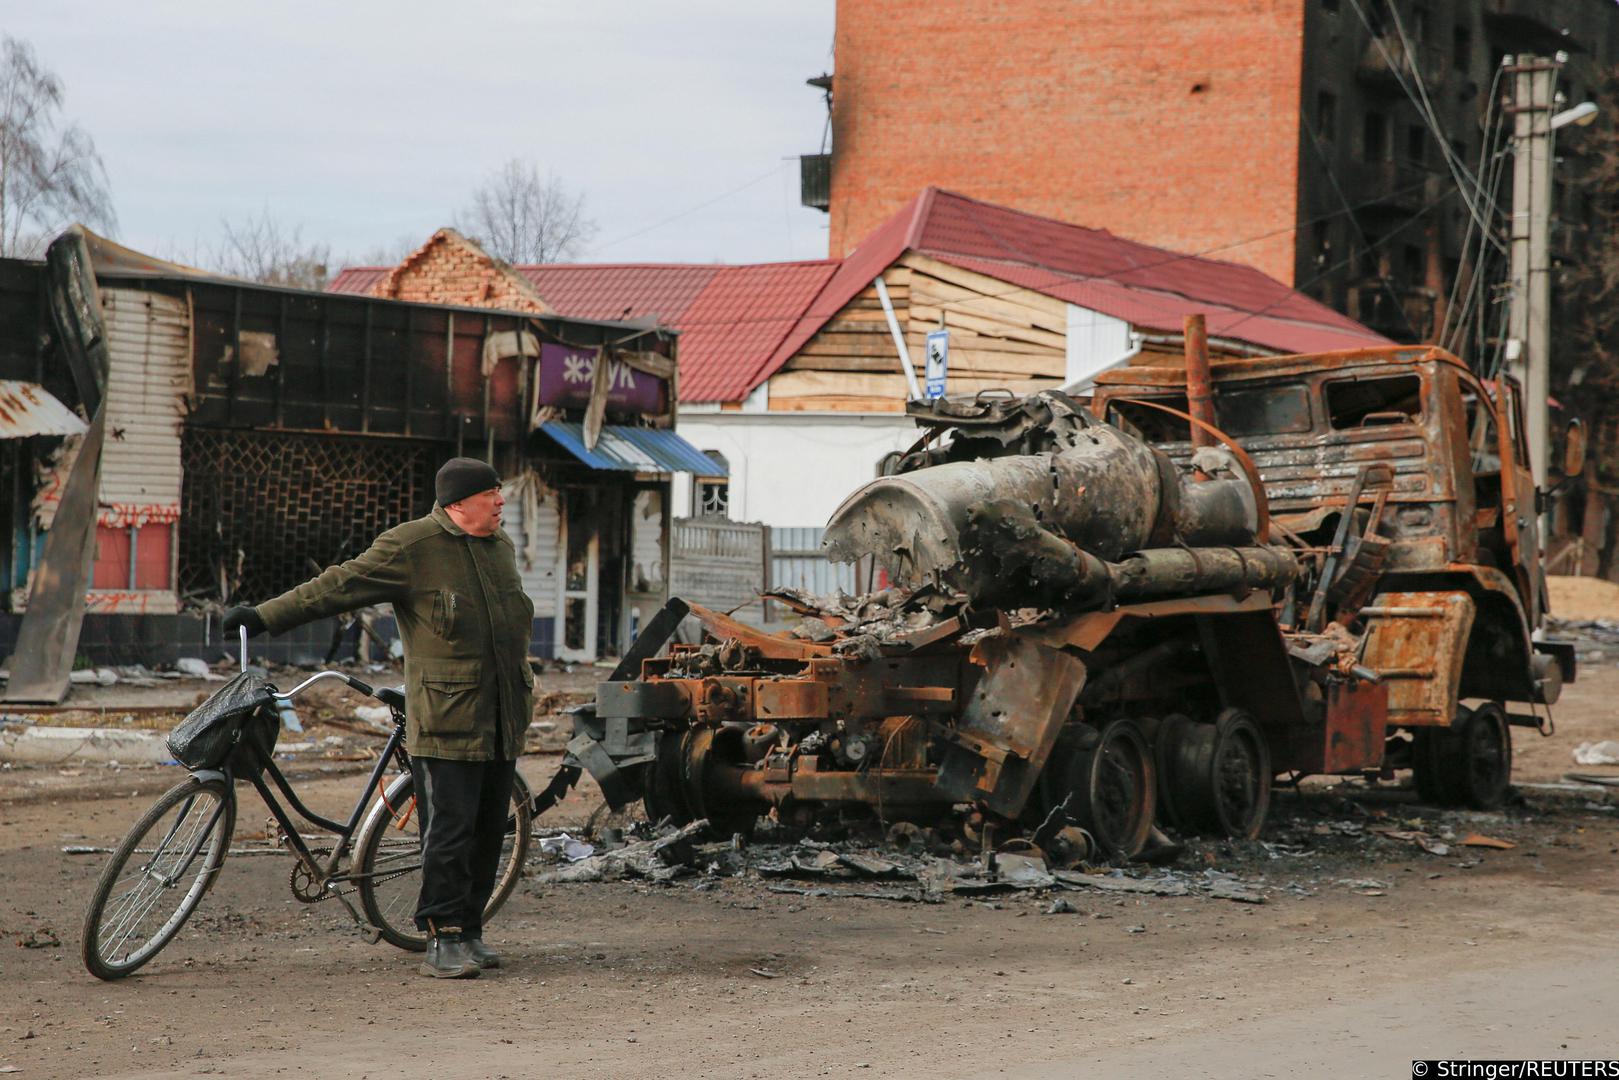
[{"x1": 824, "y1": 391, "x2": 1269, "y2": 609}]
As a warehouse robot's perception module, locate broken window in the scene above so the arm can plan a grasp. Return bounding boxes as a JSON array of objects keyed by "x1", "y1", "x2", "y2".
[
  {"x1": 1462, "y1": 386, "x2": 1500, "y2": 476},
  {"x1": 1106, "y1": 385, "x2": 1314, "y2": 442},
  {"x1": 1325, "y1": 374, "x2": 1422, "y2": 429},
  {"x1": 1406, "y1": 124, "x2": 1426, "y2": 165},
  {"x1": 1364, "y1": 111, "x2": 1389, "y2": 161},
  {"x1": 1316, "y1": 90, "x2": 1337, "y2": 142}
]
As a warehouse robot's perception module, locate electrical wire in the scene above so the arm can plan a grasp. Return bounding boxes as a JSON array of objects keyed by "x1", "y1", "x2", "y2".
[
  {"x1": 1221, "y1": 185, "x2": 1459, "y2": 339},
  {"x1": 1344, "y1": 0, "x2": 1507, "y2": 255}
]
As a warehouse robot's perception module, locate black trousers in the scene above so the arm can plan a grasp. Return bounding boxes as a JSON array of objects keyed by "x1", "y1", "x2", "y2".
[{"x1": 411, "y1": 755, "x2": 517, "y2": 935}]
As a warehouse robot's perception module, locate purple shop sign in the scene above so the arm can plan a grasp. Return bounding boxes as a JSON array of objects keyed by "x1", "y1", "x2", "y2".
[{"x1": 536, "y1": 344, "x2": 667, "y2": 415}]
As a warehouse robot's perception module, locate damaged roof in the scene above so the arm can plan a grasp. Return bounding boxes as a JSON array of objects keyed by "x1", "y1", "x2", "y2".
[
  {"x1": 0, "y1": 381, "x2": 86, "y2": 438},
  {"x1": 329, "y1": 187, "x2": 1388, "y2": 404}
]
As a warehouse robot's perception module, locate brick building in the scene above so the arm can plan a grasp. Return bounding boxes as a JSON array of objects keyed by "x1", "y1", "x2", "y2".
[{"x1": 805, "y1": 0, "x2": 1618, "y2": 350}]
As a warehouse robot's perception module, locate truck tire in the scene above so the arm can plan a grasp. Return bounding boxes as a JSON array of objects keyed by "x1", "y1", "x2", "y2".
[
  {"x1": 1165, "y1": 709, "x2": 1271, "y2": 840},
  {"x1": 1427, "y1": 702, "x2": 1512, "y2": 810},
  {"x1": 1063, "y1": 719, "x2": 1155, "y2": 860}
]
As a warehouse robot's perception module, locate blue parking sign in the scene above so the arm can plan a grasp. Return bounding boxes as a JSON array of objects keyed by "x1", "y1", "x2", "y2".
[{"x1": 925, "y1": 329, "x2": 949, "y2": 400}]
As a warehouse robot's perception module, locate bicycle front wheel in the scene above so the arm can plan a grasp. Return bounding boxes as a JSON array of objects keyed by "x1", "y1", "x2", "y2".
[
  {"x1": 81, "y1": 774, "x2": 235, "y2": 980},
  {"x1": 353, "y1": 770, "x2": 532, "y2": 952}
]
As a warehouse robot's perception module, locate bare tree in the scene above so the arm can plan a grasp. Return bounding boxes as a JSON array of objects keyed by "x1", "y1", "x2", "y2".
[
  {"x1": 0, "y1": 35, "x2": 115, "y2": 257},
  {"x1": 459, "y1": 159, "x2": 597, "y2": 264},
  {"x1": 211, "y1": 208, "x2": 332, "y2": 290}
]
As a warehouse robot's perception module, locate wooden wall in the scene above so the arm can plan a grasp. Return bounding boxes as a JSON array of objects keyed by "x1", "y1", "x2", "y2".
[{"x1": 769, "y1": 254, "x2": 1070, "y2": 413}]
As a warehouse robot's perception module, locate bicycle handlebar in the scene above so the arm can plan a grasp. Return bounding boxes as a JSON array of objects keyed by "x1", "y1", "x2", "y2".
[{"x1": 272, "y1": 670, "x2": 382, "y2": 702}]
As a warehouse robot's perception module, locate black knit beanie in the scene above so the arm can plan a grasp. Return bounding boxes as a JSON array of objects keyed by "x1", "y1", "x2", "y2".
[{"x1": 435, "y1": 457, "x2": 500, "y2": 508}]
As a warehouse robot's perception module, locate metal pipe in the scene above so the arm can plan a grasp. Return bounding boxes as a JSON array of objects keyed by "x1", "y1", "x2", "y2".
[
  {"x1": 1135, "y1": 332, "x2": 1273, "y2": 359},
  {"x1": 1183, "y1": 313, "x2": 1215, "y2": 449},
  {"x1": 874, "y1": 275, "x2": 923, "y2": 401}
]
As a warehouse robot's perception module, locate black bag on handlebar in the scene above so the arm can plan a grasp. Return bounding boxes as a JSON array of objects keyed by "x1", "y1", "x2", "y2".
[{"x1": 167, "y1": 668, "x2": 280, "y2": 772}]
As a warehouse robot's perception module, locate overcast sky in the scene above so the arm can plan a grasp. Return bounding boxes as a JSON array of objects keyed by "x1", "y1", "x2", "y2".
[{"x1": 8, "y1": 1, "x2": 837, "y2": 268}]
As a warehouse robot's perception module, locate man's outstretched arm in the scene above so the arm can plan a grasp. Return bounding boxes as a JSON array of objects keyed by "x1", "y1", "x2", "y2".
[{"x1": 244, "y1": 532, "x2": 411, "y2": 637}]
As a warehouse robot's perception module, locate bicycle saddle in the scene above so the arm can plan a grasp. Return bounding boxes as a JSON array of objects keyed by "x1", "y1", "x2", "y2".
[{"x1": 375, "y1": 685, "x2": 406, "y2": 711}]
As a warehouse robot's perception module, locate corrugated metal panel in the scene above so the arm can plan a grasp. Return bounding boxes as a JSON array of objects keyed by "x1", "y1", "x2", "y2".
[
  {"x1": 501, "y1": 474, "x2": 559, "y2": 618},
  {"x1": 538, "y1": 421, "x2": 726, "y2": 477},
  {"x1": 100, "y1": 288, "x2": 189, "y2": 519},
  {"x1": 629, "y1": 489, "x2": 665, "y2": 595},
  {"x1": 0, "y1": 381, "x2": 85, "y2": 438},
  {"x1": 769, "y1": 525, "x2": 856, "y2": 597}
]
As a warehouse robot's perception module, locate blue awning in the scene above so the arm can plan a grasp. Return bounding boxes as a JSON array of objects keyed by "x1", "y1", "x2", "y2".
[{"x1": 538, "y1": 421, "x2": 727, "y2": 479}]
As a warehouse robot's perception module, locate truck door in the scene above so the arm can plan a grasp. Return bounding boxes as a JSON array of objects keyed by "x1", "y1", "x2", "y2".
[{"x1": 1496, "y1": 376, "x2": 1541, "y2": 626}]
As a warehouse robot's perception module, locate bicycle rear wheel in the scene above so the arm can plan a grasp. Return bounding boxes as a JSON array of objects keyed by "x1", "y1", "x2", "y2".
[
  {"x1": 82, "y1": 774, "x2": 235, "y2": 980},
  {"x1": 353, "y1": 770, "x2": 532, "y2": 952}
]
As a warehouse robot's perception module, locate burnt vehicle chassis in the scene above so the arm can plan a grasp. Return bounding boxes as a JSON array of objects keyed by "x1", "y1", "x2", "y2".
[{"x1": 568, "y1": 347, "x2": 1573, "y2": 857}]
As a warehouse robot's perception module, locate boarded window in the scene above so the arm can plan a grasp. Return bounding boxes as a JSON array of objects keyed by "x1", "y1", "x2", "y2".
[
  {"x1": 1325, "y1": 375, "x2": 1422, "y2": 429},
  {"x1": 91, "y1": 523, "x2": 174, "y2": 590}
]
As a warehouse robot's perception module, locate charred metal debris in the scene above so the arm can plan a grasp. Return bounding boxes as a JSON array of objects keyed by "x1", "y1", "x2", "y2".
[{"x1": 565, "y1": 346, "x2": 1573, "y2": 864}]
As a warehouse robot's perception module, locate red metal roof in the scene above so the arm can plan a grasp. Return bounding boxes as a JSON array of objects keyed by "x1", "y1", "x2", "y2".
[
  {"x1": 329, "y1": 188, "x2": 1386, "y2": 403},
  {"x1": 327, "y1": 266, "x2": 389, "y2": 295},
  {"x1": 746, "y1": 188, "x2": 1388, "y2": 392},
  {"x1": 516, "y1": 264, "x2": 720, "y2": 324}
]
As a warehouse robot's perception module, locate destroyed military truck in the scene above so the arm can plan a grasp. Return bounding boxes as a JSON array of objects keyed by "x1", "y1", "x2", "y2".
[{"x1": 562, "y1": 344, "x2": 1573, "y2": 858}]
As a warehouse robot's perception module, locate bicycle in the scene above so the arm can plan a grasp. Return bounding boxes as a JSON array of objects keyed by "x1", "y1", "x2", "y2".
[{"x1": 80, "y1": 654, "x2": 534, "y2": 981}]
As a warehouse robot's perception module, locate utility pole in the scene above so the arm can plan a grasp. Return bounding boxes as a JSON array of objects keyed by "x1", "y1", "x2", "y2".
[{"x1": 1506, "y1": 53, "x2": 1557, "y2": 488}]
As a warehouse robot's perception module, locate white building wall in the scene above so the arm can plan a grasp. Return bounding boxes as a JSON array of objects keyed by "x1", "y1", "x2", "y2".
[
  {"x1": 1065, "y1": 303, "x2": 1134, "y2": 386},
  {"x1": 500, "y1": 472, "x2": 559, "y2": 618},
  {"x1": 673, "y1": 412, "x2": 919, "y2": 529}
]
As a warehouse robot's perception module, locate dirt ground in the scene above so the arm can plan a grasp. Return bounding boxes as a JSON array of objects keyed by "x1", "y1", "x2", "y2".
[{"x1": 2, "y1": 663, "x2": 1617, "y2": 1079}]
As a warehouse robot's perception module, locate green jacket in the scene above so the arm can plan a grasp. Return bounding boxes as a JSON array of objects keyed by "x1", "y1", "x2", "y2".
[{"x1": 256, "y1": 505, "x2": 535, "y2": 761}]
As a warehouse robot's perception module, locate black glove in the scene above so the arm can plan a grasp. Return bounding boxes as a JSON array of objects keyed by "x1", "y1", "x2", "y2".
[{"x1": 222, "y1": 606, "x2": 266, "y2": 639}]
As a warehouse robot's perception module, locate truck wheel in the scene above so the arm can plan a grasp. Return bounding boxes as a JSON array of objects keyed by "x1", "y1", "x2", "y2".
[
  {"x1": 1153, "y1": 714, "x2": 1195, "y2": 830},
  {"x1": 1064, "y1": 719, "x2": 1155, "y2": 860},
  {"x1": 1431, "y1": 703, "x2": 1512, "y2": 810},
  {"x1": 1168, "y1": 709, "x2": 1271, "y2": 840},
  {"x1": 1410, "y1": 728, "x2": 1444, "y2": 804}
]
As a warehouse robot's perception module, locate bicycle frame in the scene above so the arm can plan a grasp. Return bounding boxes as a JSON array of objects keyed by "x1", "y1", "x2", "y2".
[{"x1": 233, "y1": 721, "x2": 411, "y2": 900}]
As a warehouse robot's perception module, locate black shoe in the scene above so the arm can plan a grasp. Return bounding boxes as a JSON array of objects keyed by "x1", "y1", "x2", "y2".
[
  {"x1": 464, "y1": 937, "x2": 501, "y2": 969},
  {"x1": 419, "y1": 932, "x2": 481, "y2": 979}
]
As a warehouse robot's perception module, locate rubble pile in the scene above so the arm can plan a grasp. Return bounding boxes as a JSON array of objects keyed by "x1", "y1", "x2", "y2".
[{"x1": 528, "y1": 815, "x2": 1275, "y2": 907}]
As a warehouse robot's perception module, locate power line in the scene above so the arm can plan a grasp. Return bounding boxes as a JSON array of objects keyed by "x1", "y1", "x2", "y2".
[{"x1": 593, "y1": 162, "x2": 787, "y2": 252}]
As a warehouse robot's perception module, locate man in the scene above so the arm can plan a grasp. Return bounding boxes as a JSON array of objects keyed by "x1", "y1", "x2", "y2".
[{"x1": 223, "y1": 457, "x2": 534, "y2": 979}]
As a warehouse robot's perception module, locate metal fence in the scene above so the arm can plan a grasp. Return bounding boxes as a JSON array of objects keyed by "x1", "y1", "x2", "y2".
[
  {"x1": 179, "y1": 428, "x2": 436, "y2": 602},
  {"x1": 769, "y1": 525, "x2": 857, "y2": 598}
]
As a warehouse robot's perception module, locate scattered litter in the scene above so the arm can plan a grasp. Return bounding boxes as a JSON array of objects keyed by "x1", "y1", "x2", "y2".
[
  {"x1": 17, "y1": 927, "x2": 60, "y2": 949},
  {"x1": 765, "y1": 884, "x2": 929, "y2": 903},
  {"x1": 68, "y1": 668, "x2": 118, "y2": 686},
  {"x1": 748, "y1": 967, "x2": 783, "y2": 979},
  {"x1": 994, "y1": 851, "x2": 1055, "y2": 889},
  {"x1": 1053, "y1": 871, "x2": 1189, "y2": 897},
  {"x1": 1124, "y1": 924, "x2": 1146, "y2": 934},
  {"x1": 1573, "y1": 740, "x2": 1619, "y2": 766},
  {"x1": 352, "y1": 705, "x2": 392, "y2": 729},
  {"x1": 537, "y1": 833, "x2": 596, "y2": 862},
  {"x1": 1460, "y1": 834, "x2": 1516, "y2": 850},
  {"x1": 175, "y1": 658, "x2": 211, "y2": 678},
  {"x1": 1044, "y1": 897, "x2": 1077, "y2": 915}
]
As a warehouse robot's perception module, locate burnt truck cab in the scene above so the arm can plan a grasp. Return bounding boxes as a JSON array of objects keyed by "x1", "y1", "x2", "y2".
[{"x1": 1091, "y1": 344, "x2": 1570, "y2": 747}]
